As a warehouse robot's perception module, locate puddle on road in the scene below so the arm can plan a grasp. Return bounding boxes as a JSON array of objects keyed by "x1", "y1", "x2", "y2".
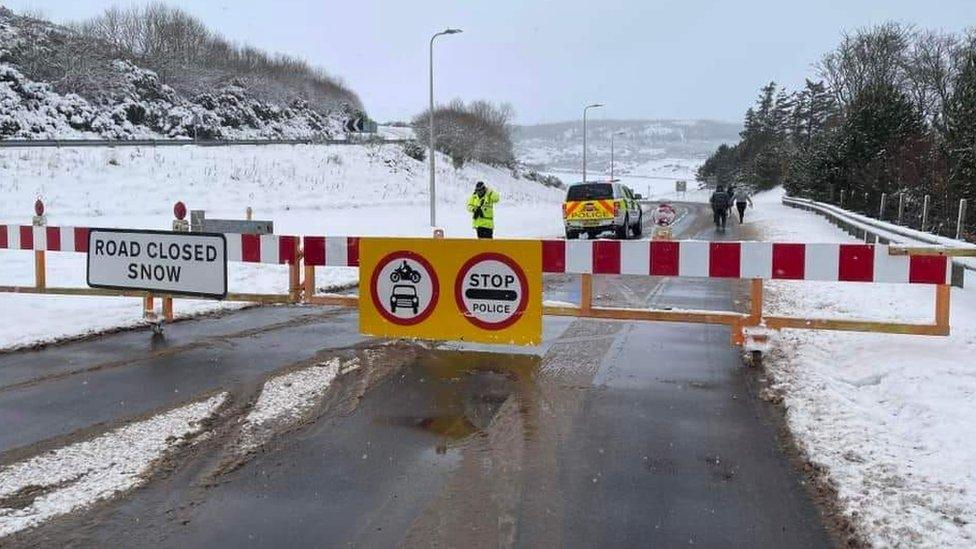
[{"x1": 378, "y1": 349, "x2": 540, "y2": 453}]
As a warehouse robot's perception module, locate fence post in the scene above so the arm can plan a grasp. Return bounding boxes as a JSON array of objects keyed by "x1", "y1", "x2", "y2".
[
  {"x1": 163, "y1": 201, "x2": 191, "y2": 322},
  {"x1": 289, "y1": 239, "x2": 301, "y2": 303},
  {"x1": 897, "y1": 193, "x2": 905, "y2": 225},
  {"x1": 922, "y1": 195, "x2": 931, "y2": 232},
  {"x1": 580, "y1": 273, "x2": 593, "y2": 314},
  {"x1": 246, "y1": 206, "x2": 253, "y2": 221},
  {"x1": 879, "y1": 192, "x2": 887, "y2": 220},
  {"x1": 957, "y1": 199, "x2": 968, "y2": 241},
  {"x1": 32, "y1": 199, "x2": 46, "y2": 291},
  {"x1": 839, "y1": 189, "x2": 846, "y2": 209}
]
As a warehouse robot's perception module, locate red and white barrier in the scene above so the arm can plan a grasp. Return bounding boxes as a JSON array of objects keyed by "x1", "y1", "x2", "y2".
[
  {"x1": 302, "y1": 236, "x2": 360, "y2": 267},
  {"x1": 541, "y1": 240, "x2": 950, "y2": 285},
  {"x1": 225, "y1": 234, "x2": 299, "y2": 264},
  {"x1": 1, "y1": 225, "x2": 298, "y2": 265},
  {"x1": 2, "y1": 226, "x2": 951, "y2": 284},
  {"x1": 1, "y1": 225, "x2": 90, "y2": 252}
]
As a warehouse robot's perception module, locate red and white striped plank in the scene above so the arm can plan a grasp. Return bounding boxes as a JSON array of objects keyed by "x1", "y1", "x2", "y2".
[
  {"x1": 540, "y1": 240, "x2": 950, "y2": 284},
  {"x1": 301, "y1": 236, "x2": 360, "y2": 267},
  {"x1": 225, "y1": 234, "x2": 299, "y2": 264},
  {"x1": 0, "y1": 226, "x2": 297, "y2": 264},
  {"x1": 0, "y1": 225, "x2": 91, "y2": 252}
]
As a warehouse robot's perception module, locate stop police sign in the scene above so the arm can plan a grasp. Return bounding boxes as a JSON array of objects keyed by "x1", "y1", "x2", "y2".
[{"x1": 455, "y1": 253, "x2": 528, "y2": 330}]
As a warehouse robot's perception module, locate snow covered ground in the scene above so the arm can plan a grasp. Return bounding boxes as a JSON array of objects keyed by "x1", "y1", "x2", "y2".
[
  {"x1": 749, "y1": 188, "x2": 976, "y2": 547},
  {"x1": 0, "y1": 393, "x2": 226, "y2": 537},
  {"x1": 0, "y1": 144, "x2": 564, "y2": 349}
]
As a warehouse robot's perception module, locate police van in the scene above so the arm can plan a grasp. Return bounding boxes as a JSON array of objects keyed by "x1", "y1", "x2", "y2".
[{"x1": 562, "y1": 181, "x2": 643, "y2": 239}]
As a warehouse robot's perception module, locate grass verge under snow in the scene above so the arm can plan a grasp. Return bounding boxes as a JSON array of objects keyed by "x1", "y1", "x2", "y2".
[{"x1": 750, "y1": 188, "x2": 976, "y2": 547}]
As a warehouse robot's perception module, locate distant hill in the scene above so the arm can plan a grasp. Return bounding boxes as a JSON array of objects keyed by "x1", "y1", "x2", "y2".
[{"x1": 514, "y1": 119, "x2": 741, "y2": 176}]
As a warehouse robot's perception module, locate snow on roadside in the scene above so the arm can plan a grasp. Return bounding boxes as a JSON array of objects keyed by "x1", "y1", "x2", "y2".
[
  {"x1": 0, "y1": 144, "x2": 564, "y2": 350},
  {"x1": 0, "y1": 393, "x2": 226, "y2": 538},
  {"x1": 750, "y1": 188, "x2": 976, "y2": 547},
  {"x1": 237, "y1": 357, "x2": 356, "y2": 453}
]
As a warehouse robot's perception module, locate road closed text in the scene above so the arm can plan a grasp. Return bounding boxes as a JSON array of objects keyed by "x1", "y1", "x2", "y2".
[{"x1": 87, "y1": 229, "x2": 227, "y2": 299}]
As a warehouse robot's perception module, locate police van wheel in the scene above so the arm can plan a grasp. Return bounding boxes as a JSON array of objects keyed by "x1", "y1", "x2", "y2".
[
  {"x1": 615, "y1": 216, "x2": 629, "y2": 240},
  {"x1": 632, "y1": 215, "x2": 643, "y2": 238}
]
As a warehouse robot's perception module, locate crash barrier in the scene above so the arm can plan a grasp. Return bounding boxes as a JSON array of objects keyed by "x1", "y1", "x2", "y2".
[
  {"x1": 0, "y1": 138, "x2": 408, "y2": 148},
  {"x1": 0, "y1": 221, "x2": 960, "y2": 348},
  {"x1": 782, "y1": 195, "x2": 975, "y2": 286}
]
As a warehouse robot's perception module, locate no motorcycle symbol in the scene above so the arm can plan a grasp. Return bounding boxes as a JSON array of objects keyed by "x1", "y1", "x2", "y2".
[{"x1": 370, "y1": 251, "x2": 439, "y2": 325}]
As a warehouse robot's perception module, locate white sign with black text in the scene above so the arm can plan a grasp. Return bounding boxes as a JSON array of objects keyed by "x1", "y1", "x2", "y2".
[{"x1": 87, "y1": 229, "x2": 228, "y2": 299}]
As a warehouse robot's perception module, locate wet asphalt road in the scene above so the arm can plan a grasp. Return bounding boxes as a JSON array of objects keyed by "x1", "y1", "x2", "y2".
[{"x1": 0, "y1": 204, "x2": 833, "y2": 547}]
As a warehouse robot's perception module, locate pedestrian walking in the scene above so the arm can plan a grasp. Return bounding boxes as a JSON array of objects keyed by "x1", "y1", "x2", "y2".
[
  {"x1": 710, "y1": 185, "x2": 731, "y2": 230},
  {"x1": 467, "y1": 181, "x2": 500, "y2": 239},
  {"x1": 735, "y1": 188, "x2": 754, "y2": 223}
]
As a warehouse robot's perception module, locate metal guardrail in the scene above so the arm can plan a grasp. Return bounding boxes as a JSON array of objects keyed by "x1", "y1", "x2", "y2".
[
  {"x1": 782, "y1": 195, "x2": 974, "y2": 286},
  {"x1": 0, "y1": 138, "x2": 408, "y2": 148}
]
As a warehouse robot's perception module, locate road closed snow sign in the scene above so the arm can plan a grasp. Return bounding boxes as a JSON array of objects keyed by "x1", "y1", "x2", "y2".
[
  {"x1": 359, "y1": 238, "x2": 541, "y2": 345},
  {"x1": 87, "y1": 228, "x2": 227, "y2": 299}
]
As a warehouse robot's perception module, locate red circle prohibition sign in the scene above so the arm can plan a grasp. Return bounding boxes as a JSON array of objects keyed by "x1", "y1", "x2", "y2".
[
  {"x1": 370, "y1": 250, "x2": 439, "y2": 326},
  {"x1": 455, "y1": 252, "x2": 529, "y2": 330}
]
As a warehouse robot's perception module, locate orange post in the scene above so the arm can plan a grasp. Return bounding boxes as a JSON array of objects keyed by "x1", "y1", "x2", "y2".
[
  {"x1": 34, "y1": 250, "x2": 46, "y2": 290},
  {"x1": 303, "y1": 265, "x2": 315, "y2": 301},
  {"x1": 935, "y1": 284, "x2": 951, "y2": 335},
  {"x1": 288, "y1": 239, "x2": 302, "y2": 303},
  {"x1": 162, "y1": 297, "x2": 174, "y2": 322},
  {"x1": 143, "y1": 292, "x2": 154, "y2": 318},
  {"x1": 580, "y1": 273, "x2": 593, "y2": 314}
]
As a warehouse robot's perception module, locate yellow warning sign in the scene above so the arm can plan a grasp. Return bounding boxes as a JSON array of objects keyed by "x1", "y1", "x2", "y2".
[{"x1": 359, "y1": 238, "x2": 542, "y2": 346}]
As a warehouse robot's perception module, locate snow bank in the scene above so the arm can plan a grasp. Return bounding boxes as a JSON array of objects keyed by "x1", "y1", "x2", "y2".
[
  {"x1": 0, "y1": 393, "x2": 226, "y2": 538},
  {"x1": 751, "y1": 187, "x2": 976, "y2": 547},
  {"x1": 0, "y1": 143, "x2": 564, "y2": 349}
]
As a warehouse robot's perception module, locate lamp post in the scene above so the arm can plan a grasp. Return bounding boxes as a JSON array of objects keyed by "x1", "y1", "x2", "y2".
[
  {"x1": 582, "y1": 103, "x2": 603, "y2": 183},
  {"x1": 428, "y1": 28, "x2": 462, "y2": 228},
  {"x1": 610, "y1": 131, "x2": 624, "y2": 181}
]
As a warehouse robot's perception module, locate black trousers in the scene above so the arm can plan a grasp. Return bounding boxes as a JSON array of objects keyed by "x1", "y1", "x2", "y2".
[
  {"x1": 712, "y1": 207, "x2": 727, "y2": 228},
  {"x1": 476, "y1": 227, "x2": 494, "y2": 239},
  {"x1": 736, "y1": 202, "x2": 747, "y2": 222}
]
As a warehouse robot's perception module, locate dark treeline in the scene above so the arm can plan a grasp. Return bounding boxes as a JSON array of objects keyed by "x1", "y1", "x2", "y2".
[
  {"x1": 73, "y1": 3, "x2": 360, "y2": 113},
  {"x1": 412, "y1": 99, "x2": 516, "y2": 168},
  {"x1": 698, "y1": 23, "x2": 976, "y2": 239}
]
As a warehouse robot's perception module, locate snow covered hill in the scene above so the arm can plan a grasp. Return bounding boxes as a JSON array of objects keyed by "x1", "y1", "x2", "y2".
[
  {"x1": 515, "y1": 119, "x2": 740, "y2": 176},
  {"x1": 0, "y1": 7, "x2": 349, "y2": 140}
]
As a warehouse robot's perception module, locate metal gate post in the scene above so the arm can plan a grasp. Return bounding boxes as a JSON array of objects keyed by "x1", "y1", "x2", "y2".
[
  {"x1": 897, "y1": 193, "x2": 905, "y2": 225},
  {"x1": 957, "y1": 199, "x2": 968, "y2": 240},
  {"x1": 922, "y1": 195, "x2": 931, "y2": 232},
  {"x1": 879, "y1": 193, "x2": 887, "y2": 220}
]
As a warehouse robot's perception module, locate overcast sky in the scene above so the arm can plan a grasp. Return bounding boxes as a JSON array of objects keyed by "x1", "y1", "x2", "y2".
[{"x1": 8, "y1": 0, "x2": 975, "y2": 124}]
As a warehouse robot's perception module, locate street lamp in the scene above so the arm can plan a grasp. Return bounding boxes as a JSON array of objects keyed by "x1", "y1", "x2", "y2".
[
  {"x1": 610, "y1": 131, "x2": 625, "y2": 181},
  {"x1": 582, "y1": 103, "x2": 603, "y2": 184},
  {"x1": 428, "y1": 28, "x2": 462, "y2": 229}
]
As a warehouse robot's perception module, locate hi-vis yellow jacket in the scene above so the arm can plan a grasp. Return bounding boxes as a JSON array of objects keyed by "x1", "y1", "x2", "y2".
[{"x1": 467, "y1": 189, "x2": 500, "y2": 229}]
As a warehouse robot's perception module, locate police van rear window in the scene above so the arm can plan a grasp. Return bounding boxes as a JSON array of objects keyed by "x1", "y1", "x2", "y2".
[{"x1": 567, "y1": 184, "x2": 613, "y2": 201}]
